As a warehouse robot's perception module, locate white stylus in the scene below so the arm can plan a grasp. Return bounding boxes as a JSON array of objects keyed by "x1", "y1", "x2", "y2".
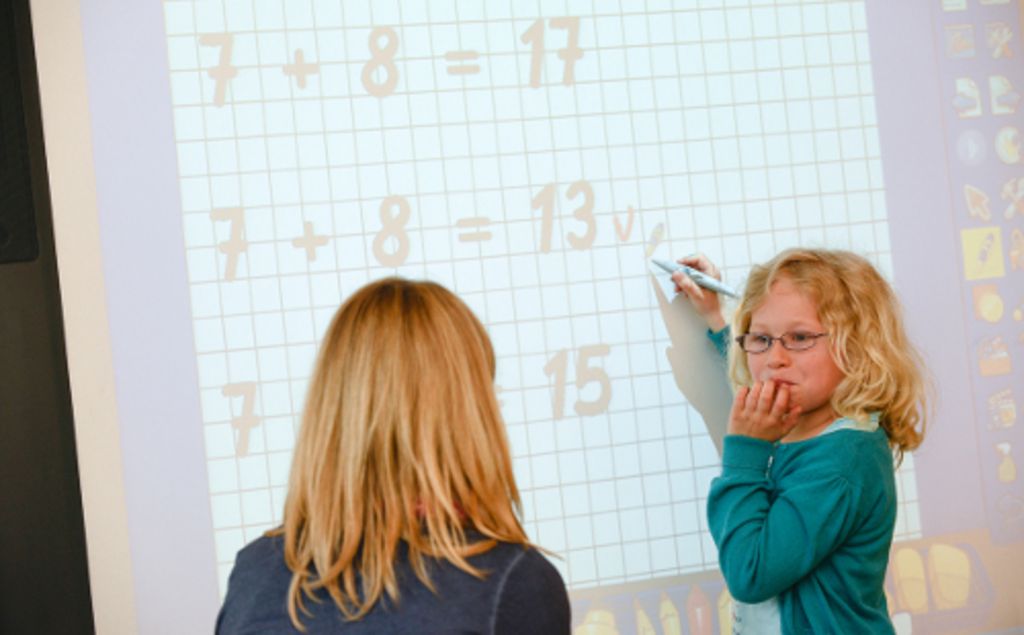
[{"x1": 651, "y1": 258, "x2": 740, "y2": 298}]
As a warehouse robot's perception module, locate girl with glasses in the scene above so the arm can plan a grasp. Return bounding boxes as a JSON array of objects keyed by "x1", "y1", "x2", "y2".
[{"x1": 672, "y1": 248, "x2": 929, "y2": 634}]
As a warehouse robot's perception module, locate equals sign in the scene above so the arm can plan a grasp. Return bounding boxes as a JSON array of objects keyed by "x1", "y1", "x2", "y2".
[
  {"x1": 456, "y1": 216, "x2": 492, "y2": 242},
  {"x1": 445, "y1": 50, "x2": 481, "y2": 75}
]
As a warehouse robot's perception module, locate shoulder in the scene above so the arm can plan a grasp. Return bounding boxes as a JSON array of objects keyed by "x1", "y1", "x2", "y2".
[
  {"x1": 387, "y1": 539, "x2": 568, "y2": 633},
  {"x1": 789, "y1": 427, "x2": 890, "y2": 469},
  {"x1": 497, "y1": 544, "x2": 564, "y2": 587},
  {"x1": 821, "y1": 427, "x2": 893, "y2": 476},
  {"x1": 485, "y1": 545, "x2": 570, "y2": 634},
  {"x1": 778, "y1": 428, "x2": 895, "y2": 501},
  {"x1": 216, "y1": 534, "x2": 292, "y2": 633},
  {"x1": 463, "y1": 541, "x2": 565, "y2": 595},
  {"x1": 230, "y1": 533, "x2": 288, "y2": 580}
]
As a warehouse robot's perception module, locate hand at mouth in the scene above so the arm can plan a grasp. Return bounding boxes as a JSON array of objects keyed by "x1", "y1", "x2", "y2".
[{"x1": 727, "y1": 380, "x2": 802, "y2": 441}]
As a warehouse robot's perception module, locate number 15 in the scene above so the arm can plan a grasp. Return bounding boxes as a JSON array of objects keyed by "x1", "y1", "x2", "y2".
[{"x1": 544, "y1": 344, "x2": 612, "y2": 419}]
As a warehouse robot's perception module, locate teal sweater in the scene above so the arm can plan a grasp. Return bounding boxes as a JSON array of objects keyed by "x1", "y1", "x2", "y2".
[{"x1": 706, "y1": 329, "x2": 896, "y2": 634}]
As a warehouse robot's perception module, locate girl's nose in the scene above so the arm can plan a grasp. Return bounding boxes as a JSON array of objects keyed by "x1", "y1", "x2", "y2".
[{"x1": 765, "y1": 339, "x2": 790, "y2": 367}]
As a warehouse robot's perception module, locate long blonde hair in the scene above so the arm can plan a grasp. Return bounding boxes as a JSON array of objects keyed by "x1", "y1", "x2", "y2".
[
  {"x1": 276, "y1": 277, "x2": 528, "y2": 629},
  {"x1": 729, "y1": 248, "x2": 928, "y2": 462}
]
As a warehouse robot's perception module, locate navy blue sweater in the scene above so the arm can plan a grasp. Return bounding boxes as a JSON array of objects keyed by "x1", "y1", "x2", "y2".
[{"x1": 216, "y1": 534, "x2": 570, "y2": 634}]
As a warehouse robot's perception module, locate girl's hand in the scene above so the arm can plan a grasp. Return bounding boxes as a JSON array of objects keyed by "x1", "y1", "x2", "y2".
[
  {"x1": 728, "y1": 381, "x2": 802, "y2": 442},
  {"x1": 671, "y1": 254, "x2": 727, "y2": 331}
]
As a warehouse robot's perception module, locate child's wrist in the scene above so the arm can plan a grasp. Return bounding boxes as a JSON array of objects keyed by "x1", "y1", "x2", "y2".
[
  {"x1": 704, "y1": 312, "x2": 727, "y2": 332},
  {"x1": 721, "y1": 435, "x2": 774, "y2": 472}
]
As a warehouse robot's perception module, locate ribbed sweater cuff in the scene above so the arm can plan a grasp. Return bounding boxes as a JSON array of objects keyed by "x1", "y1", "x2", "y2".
[
  {"x1": 721, "y1": 435, "x2": 774, "y2": 474},
  {"x1": 706, "y1": 326, "x2": 731, "y2": 359}
]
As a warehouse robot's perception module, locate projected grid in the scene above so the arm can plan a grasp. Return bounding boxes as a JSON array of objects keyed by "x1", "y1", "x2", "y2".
[{"x1": 162, "y1": 0, "x2": 921, "y2": 594}]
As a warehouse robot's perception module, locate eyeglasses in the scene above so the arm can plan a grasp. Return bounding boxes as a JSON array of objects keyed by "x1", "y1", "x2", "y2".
[{"x1": 735, "y1": 331, "x2": 829, "y2": 354}]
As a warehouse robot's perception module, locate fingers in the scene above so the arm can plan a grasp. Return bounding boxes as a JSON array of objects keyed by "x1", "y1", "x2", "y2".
[
  {"x1": 768, "y1": 383, "x2": 789, "y2": 419},
  {"x1": 672, "y1": 271, "x2": 704, "y2": 299},
  {"x1": 749, "y1": 381, "x2": 788, "y2": 417},
  {"x1": 728, "y1": 381, "x2": 797, "y2": 441},
  {"x1": 671, "y1": 260, "x2": 725, "y2": 330},
  {"x1": 744, "y1": 381, "x2": 762, "y2": 411},
  {"x1": 757, "y1": 380, "x2": 778, "y2": 413},
  {"x1": 779, "y1": 405, "x2": 802, "y2": 437},
  {"x1": 747, "y1": 381, "x2": 790, "y2": 415},
  {"x1": 728, "y1": 386, "x2": 750, "y2": 427},
  {"x1": 732, "y1": 386, "x2": 750, "y2": 411},
  {"x1": 671, "y1": 271, "x2": 685, "y2": 292},
  {"x1": 678, "y1": 253, "x2": 721, "y2": 281}
]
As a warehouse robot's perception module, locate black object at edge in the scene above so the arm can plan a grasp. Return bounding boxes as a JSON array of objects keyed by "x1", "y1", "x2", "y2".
[{"x1": 0, "y1": 0, "x2": 96, "y2": 633}]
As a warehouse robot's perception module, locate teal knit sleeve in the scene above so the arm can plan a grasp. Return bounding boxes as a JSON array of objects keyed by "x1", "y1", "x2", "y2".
[
  {"x1": 707, "y1": 326, "x2": 730, "y2": 360},
  {"x1": 707, "y1": 436, "x2": 862, "y2": 603}
]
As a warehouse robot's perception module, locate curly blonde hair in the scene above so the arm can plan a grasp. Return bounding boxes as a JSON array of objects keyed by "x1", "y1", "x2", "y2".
[
  {"x1": 275, "y1": 278, "x2": 528, "y2": 629},
  {"x1": 729, "y1": 248, "x2": 929, "y2": 462}
]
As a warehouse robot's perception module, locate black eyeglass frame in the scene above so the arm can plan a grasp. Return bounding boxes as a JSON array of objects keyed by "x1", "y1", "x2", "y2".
[{"x1": 734, "y1": 331, "x2": 829, "y2": 354}]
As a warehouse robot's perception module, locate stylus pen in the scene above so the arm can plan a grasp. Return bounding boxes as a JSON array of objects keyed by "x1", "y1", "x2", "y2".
[{"x1": 651, "y1": 258, "x2": 740, "y2": 298}]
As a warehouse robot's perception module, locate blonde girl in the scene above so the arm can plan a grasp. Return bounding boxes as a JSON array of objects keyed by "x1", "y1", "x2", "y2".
[
  {"x1": 674, "y1": 248, "x2": 928, "y2": 634},
  {"x1": 216, "y1": 278, "x2": 569, "y2": 634}
]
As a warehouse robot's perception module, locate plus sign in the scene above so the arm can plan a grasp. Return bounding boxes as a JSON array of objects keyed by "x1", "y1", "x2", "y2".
[
  {"x1": 292, "y1": 221, "x2": 329, "y2": 261},
  {"x1": 282, "y1": 49, "x2": 319, "y2": 89}
]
